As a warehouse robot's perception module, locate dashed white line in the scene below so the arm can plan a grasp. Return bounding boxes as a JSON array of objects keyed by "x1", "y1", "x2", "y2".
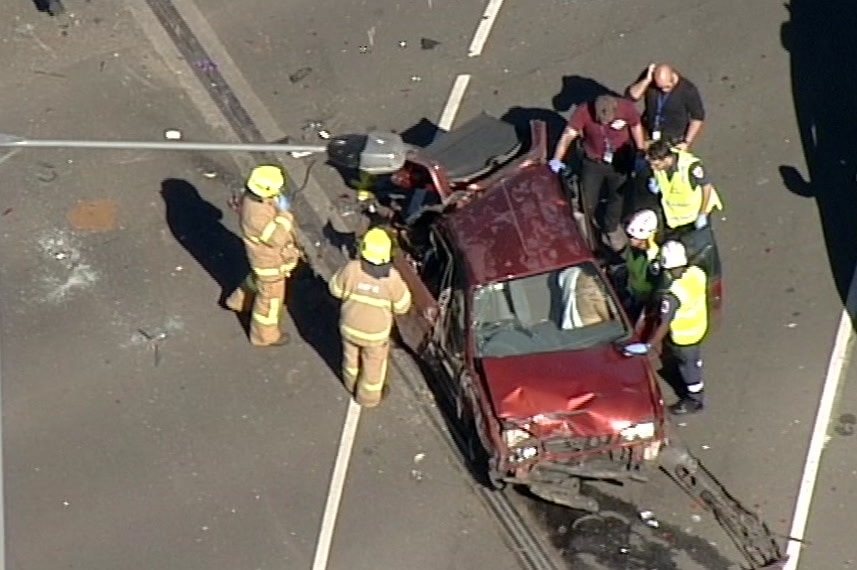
[
  {"x1": 311, "y1": 400, "x2": 362, "y2": 570},
  {"x1": 784, "y1": 264, "x2": 857, "y2": 570},
  {"x1": 468, "y1": 0, "x2": 506, "y2": 57},
  {"x1": 438, "y1": 74, "x2": 472, "y2": 132}
]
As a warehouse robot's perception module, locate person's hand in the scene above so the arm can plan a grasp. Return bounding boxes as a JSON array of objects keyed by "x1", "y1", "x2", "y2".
[
  {"x1": 646, "y1": 63, "x2": 656, "y2": 81},
  {"x1": 694, "y1": 213, "x2": 708, "y2": 229},
  {"x1": 548, "y1": 159, "x2": 566, "y2": 174},
  {"x1": 623, "y1": 342, "x2": 650, "y2": 356},
  {"x1": 674, "y1": 141, "x2": 689, "y2": 151},
  {"x1": 647, "y1": 178, "x2": 660, "y2": 195},
  {"x1": 276, "y1": 193, "x2": 291, "y2": 212}
]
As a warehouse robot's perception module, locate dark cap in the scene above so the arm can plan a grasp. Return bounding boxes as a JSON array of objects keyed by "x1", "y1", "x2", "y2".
[{"x1": 594, "y1": 95, "x2": 618, "y2": 123}]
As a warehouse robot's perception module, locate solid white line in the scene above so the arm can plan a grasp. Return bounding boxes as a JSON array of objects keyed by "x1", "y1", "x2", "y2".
[
  {"x1": 437, "y1": 74, "x2": 471, "y2": 133},
  {"x1": 311, "y1": 400, "x2": 362, "y2": 570},
  {"x1": 467, "y1": 0, "x2": 505, "y2": 57},
  {"x1": 784, "y1": 265, "x2": 857, "y2": 570},
  {"x1": 0, "y1": 286, "x2": 6, "y2": 570}
]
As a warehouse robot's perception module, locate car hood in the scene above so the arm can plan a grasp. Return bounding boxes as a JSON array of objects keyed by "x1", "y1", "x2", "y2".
[{"x1": 478, "y1": 345, "x2": 659, "y2": 436}]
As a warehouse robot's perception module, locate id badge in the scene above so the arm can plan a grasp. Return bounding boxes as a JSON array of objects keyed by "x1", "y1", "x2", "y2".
[
  {"x1": 602, "y1": 149, "x2": 614, "y2": 164},
  {"x1": 651, "y1": 130, "x2": 662, "y2": 141}
]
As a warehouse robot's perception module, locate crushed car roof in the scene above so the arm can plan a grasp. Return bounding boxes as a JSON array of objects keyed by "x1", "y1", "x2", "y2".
[{"x1": 445, "y1": 164, "x2": 591, "y2": 286}]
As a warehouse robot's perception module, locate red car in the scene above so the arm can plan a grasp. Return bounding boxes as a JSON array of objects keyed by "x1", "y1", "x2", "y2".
[{"x1": 382, "y1": 114, "x2": 668, "y2": 510}]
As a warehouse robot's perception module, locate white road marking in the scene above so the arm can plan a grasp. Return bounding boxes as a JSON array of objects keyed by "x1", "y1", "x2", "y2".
[
  {"x1": 311, "y1": 400, "x2": 362, "y2": 570},
  {"x1": 437, "y1": 74, "x2": 472, "y2": 133},
  {"x1": 785, "y1": 264, "x2": 857, "y2": 570},
  {"x1": 468, "y1": 0, "x2": 505, "y2": 57},
  {"x1": 0, "y1": 282, "x2": 6, "y2": 570}
]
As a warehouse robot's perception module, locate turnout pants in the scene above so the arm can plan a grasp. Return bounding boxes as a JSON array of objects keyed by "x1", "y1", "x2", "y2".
[
  {"x1": 342, "y1": 338, "x2": 390, "y2": 408},
  {"x1": 226, "y1": 274, "x2": 287, "y2": 346}
]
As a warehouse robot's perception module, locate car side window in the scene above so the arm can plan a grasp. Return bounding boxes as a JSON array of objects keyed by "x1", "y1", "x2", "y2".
[
  {"x1": 444, "y1": 276, "x2": 467, "y2": 358},
  {"x1": 422, "y1": 229, "x2": 452, "y2": 300}
]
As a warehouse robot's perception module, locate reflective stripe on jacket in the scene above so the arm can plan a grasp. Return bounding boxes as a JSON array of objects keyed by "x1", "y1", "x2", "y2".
[
  {"x1": 329, "y1": 260, "x2": 412, "y2": 346},
  {"x1": 654, "y1": 150, "x2": 723, "y2": 228},
  {"x1": 240, "y1": 195, "x2": 299, "y2": 280},
  {"x1": 668, "y1": 265, "x2": 708, "y2": 345}
]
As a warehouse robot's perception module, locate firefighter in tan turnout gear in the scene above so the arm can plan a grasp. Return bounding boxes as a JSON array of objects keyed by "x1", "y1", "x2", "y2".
[
  {"x1": 329, "y1": 227, "x2": 412, "y2": 407},
  {"x1": 226, "y1": 165, "x2": 301, "y2": 347}
]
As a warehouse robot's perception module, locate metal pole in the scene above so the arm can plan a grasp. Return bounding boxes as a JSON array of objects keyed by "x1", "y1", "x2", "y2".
[{"x1": 0, "y1": 134, "x2": 328, "y2": 155}]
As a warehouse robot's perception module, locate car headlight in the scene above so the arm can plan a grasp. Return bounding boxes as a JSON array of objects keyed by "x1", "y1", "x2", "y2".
[
  {"x1": 611, "y1": 420, "x2": 656, "y2": 441},
  {"x1": 502, "y1": 428, "x2": 532, "y2": 448}
]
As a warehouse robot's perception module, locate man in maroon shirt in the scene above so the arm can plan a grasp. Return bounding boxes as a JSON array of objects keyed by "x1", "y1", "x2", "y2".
[{"x1": 550, "y1": 94, "x2": 646, "y2": 252}]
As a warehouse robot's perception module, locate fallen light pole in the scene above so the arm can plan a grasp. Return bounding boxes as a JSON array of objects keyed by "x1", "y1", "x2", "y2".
[{"x1": 0, "y1": 130, "x2": 409, "y2": 175}]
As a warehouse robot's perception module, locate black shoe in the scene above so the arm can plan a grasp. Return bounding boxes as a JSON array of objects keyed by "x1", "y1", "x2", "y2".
[{"x1": 669, "y1": 397, "x2": 704, "y2": 415}]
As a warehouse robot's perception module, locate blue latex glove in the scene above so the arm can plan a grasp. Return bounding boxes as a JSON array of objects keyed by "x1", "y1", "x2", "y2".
[
  {"x1": 622, "y1": 342, "x2": 650, "y2": 356},
  {"x1": 634, "y1": 156, "x2": 648, "y2": 173},
  {"x1": 548, "y1": 159, "x2": 566, "y2": 174},
  {"x1": 276, "y1": 193, "x2": 291, "y2": 212},
  {"x1": 694, "y1": 213, "x2": 708, "y2": 229},
  {"x1": 647, "y1": 178, "x2": 660, "y2": 195}
]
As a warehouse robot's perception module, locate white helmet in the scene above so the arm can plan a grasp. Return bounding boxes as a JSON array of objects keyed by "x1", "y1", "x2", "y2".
[
  {"x1": 625, "y1": 209, "x2": 658, "y2": 240},
  {"x1": 660, "y1": 240, "x2": 688, "y2": 269}
]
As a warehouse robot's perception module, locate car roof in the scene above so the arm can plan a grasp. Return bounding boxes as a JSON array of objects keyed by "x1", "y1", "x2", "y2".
[{"x1": 444, "y1": 163, "x2": 593, "y2": 286}]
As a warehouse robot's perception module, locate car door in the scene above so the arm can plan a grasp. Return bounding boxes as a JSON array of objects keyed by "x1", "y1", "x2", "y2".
[
  {"x1": 428, "y1": 237, "x2": 468, "y2": 413},
  {"x1": 392, "y1": 248, "x2": 437, "y2": 353}
]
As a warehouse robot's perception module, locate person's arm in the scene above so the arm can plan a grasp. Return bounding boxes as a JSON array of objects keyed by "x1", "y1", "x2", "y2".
[
  {"x1": 689, "y1": 162, "x2": 713, "y2": 214},
  {"x1": 683, "y1": 83, "x2": 706, "y2": 148},
  {"x1": 626, "y1": 64, "x2": 656, "y2": 101},
  {"x1": 552, "y1": 125, "x2": 580, "y2": 162},
  {"x1": 647, "y1": 293, "x2": 680, "y2": 350}
]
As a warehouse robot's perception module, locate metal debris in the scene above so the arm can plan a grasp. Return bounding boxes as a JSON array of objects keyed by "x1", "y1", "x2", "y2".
[
  {"x1": 202, "y1": 171, "x2": 217, "y2": 178},
  {"x1": 367, "y1": 26, "x2": 376, "y2": 47},
  {"x1": 137, "y1": 328, "x2": 169, "y2": 366},
  {"x1": 359, "y1": 45, "x2": 370, "y2": 54},
  {"x1": 413, "y1": 452, "x2": 425, "y2": 463},
  {"x1": 410, "y1": 469, "x2": 423, "y2": 481},
  {"x1": 164, "y1": 130, "x2": 182, "y2": 140},
  {"x1": 410, "y1": 75, "x2": 422, "y2": 82},
  {"x1": 420, "y1": 37, "x2": 440, "y2": 50},
  {"x1": 398, "y1": 40, "x2": 407, "y2": 48}
]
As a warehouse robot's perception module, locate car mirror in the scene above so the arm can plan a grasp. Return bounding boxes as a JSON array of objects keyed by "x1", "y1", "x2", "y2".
[{"x1": 326, "y1": 131, "x2": 407, "y2": 175}]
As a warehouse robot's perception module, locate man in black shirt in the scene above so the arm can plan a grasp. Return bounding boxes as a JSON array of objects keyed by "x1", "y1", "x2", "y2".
[{"x1": 626, "y1": 63, "x2": 706, "y2": 150}]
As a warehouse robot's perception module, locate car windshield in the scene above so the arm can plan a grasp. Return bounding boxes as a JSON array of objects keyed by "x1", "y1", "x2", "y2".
[{"x1": 473, "y1": 262, "x2": 629, "y2": 358}]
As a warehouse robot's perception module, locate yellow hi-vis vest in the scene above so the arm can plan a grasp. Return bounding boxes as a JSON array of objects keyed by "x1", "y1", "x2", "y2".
[
  {"x1": 667, "y1": 265, "x2": 708, "y2": 345},
  {"x1": 654, "y1": 150, "x2": 723, "y2": 228},
  {"x1": 626, "y1": 238, "x2": 660, "y2": 299}
]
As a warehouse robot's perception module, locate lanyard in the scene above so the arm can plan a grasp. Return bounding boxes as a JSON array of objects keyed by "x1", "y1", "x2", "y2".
[
  {"x1": 654, "y1": 92, "x2": 671, "y2": 128},
  {"x1": 600, "y1": 124, "x2": 614, "y2": 152}
]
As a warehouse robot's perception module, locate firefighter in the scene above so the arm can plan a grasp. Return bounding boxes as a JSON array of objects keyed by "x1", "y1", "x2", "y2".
[
  {"x1": 225, "y1": 165, "x2": 301, "y2": 347},
  {"x1": 645, "y1": 140, "x2": 723, "y2": 241},
  {"x1": 638, "y1": 240, "x2": 708, "y2": 415},
  {"x1": 622, "y1": 209, "x2": 661, "y2": 321},
  {"x1": 328, "y1": 227, "x2": 412, "y2": 408}
]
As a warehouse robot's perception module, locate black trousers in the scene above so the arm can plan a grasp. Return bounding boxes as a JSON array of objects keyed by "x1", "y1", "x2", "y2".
[{"x1": 579, "y1": 156, "x2": 629, "y2": 233}]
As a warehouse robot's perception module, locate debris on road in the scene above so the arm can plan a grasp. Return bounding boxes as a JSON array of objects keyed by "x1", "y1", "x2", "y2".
[
  {"x1": 639, "y1": 510, "x2": 660, "y2": 528},
  {"x1": 164, "y1": 129, "x2": 182, "y2": 140},
  {"x1": 288, "y1": 66, "x2": 312, "y2": 84},
  {"x1": 420, "y1": 37, "x2": 440, "y2": 50},
  {"x1": 413, "y1": 452, "x2": 425, "y2": 463},
  {"x1": 36, "y1": 229, "x2": 99, "y2": 304},
  {"x1": 398, "y1": 40, "x2": 407, "y2": 48}
]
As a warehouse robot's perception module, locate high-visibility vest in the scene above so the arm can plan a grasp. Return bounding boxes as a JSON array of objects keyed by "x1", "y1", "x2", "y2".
[
  {"x1": 626, "y1": 238, "x2": 660, "y2": 299},
  {"x1": 667, "y1": 265, "x2": 708, "y2": 345},
  {"x1": 654, "y1": 151, "x2": 723, "y2": 228}
]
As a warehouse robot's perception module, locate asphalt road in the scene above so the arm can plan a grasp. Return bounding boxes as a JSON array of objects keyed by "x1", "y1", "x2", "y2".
[
  {"x1": 198, "y1": 0, "x2": 857, "y2": 568},
  {"x1": 0, "y1": 3, "x2": 521, "y2": 570},
  {"x1": 3, "y1": 1, "x2": 857, "y2": 570}
]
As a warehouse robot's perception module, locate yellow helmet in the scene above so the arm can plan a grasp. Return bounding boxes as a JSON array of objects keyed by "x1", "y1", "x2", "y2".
[
  {"x1": 246, "y1": 165, "x2": 285, "y2": 198},
  {"x1": 361, "y1": 228, "x2": 393, "y2": 265}
]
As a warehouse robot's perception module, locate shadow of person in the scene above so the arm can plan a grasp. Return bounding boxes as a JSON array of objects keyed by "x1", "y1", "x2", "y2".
[
  {"x1": 780, "y1": 1, "x2": 857, "y2": 309},
  {"x1": 160, "y1": 179, "x2": 249, "y2": 307},
  {"x1": 552, "y1": 75, "x2": 622, "y2": 114},
  {"x1": 501, "y1": 106, "x2": 568, "y2": 157},
  {"x1": 286, "y1": 263, "x2": 343, "y2": 379}
]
